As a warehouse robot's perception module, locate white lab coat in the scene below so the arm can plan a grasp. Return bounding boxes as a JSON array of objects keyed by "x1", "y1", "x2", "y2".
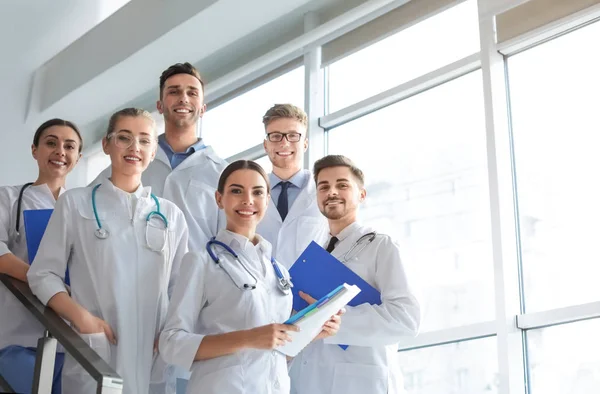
[
  {"x1": 91, "y1": 145, "x2": 227, "y2": 251},
  {"x1": 159, "y1": 230, "x2": 293, "y2": 394},
  {"x1": 27, "y1": 180, "x2": 189, "y2": 394},
  {"x1": 0, "y1": 184, "x2": 63, "y2": 350},
  {"x1": 257, "y1": 170, "x2": 328, "y2": 269},
  {"x1": 289, "y1": 222, "x2": 421, "y2": 394}
]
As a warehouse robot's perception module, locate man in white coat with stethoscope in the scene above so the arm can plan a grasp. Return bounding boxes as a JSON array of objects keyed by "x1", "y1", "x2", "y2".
[
  {"x1": 91, "y1": 62, "x2": 227, "y2": 251},
  {"x1": 256, "y1": 104, "x2": 328, "y2": 269},
  {"x1": 289, "y1": 154, "x2": 421, "y2": 394}
]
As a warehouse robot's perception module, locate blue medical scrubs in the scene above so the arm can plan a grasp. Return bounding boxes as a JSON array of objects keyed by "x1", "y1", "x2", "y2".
[{"x1": 0, "y1": 346, "x2": 64, "y2": 394}]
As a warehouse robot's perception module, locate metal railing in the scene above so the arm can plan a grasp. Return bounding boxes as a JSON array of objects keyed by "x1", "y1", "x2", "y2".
[
  {"x1": 0, "y1": 371, "x2": 15, "y2": 393},
  {"x1": 0, "y1": 274, "x2": 123, "y2": 394}
]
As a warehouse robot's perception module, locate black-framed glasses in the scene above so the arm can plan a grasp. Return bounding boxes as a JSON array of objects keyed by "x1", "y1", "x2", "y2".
[{"x1": 266, "y1": 132, "x2": 302, "y2": 143}]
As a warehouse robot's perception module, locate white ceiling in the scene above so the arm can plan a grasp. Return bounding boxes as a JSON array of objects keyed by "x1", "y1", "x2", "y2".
[{"x1": 0, "y1": 0, "x2": 402, "y2": 184}]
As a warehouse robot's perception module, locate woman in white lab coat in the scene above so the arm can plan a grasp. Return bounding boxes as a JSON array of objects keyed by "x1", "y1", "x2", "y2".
[
  {"x1": 28, "y1": 108, "x2": 189, "y2": 394},
  {"x1": 0, "y1": 118, "x2": 83, "y2": 394},
  {"x1": 159, "y1": 160, "x2": 341, "y2": 394}
]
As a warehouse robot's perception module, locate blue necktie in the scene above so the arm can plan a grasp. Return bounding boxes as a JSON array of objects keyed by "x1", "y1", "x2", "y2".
[{"x1": 277, "y1": 181, "x2": 291, "y2": 221}]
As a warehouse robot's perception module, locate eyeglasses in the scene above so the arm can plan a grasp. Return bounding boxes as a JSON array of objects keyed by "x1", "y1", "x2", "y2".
[
  {"x1": 108, "y1": 132, "x2": 156, "y2": 150},
  {"x1": 265, "y1": 132, "x2": 302, "y2": 143}
]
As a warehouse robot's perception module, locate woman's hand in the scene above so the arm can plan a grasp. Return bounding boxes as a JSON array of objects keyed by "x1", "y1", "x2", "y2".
[
  {"x1": 245, "y1": 323, "x2": 299, "y2": 350},
  {"x1": 74, "y1": 310, "x2": 117, "y2": 345}
]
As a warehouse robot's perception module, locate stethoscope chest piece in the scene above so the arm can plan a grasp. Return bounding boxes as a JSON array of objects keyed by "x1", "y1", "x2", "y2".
[{"x1": 95, "y1": 228, "x2": 109, "y2": 239}]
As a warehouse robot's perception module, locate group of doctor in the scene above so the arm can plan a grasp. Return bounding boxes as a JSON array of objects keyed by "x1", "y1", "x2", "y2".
[{"x1": 0, "y1": 61, "x2": 421, "y2": 394}]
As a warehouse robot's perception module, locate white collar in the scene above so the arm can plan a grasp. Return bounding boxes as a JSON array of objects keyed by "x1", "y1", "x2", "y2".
[
  {"x1": 101, "y1": 176, "x2": 151, "y2": 198},
  {"x1": 215, "y1": 229, "x2": 272, "y2": 258},
  {"x1": 27, "y1": 183, "x2": 66, "y2": 199},
  {"x1": 331, "y1": 221, "x2": 361, "y2": 243}
]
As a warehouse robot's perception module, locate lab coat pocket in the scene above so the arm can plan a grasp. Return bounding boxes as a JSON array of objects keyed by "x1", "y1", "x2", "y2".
[
  {"x1": 331, "y1": 363, "x2": 388, "y2": 394},
  {"x1": 62, "y1": 332, "x2": 113, "y2": 394},
  {"x1": 145, "y1": 219, "x2": 169, "y2": 254},
  {"x1": 191, "y1": 365, "x2": 243, "y2": 393},
  {"x1": 80, "y1": 332, "x2": 112, "y2": 363}
]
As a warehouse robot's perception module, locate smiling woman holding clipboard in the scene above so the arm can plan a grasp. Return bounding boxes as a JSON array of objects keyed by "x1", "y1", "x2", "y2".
[{"x1": 159, "y1": 160, "x2": 343, "y2": 394}]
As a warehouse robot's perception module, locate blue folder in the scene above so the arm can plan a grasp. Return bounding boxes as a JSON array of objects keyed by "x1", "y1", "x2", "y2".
[
  {"x1": 23, "y1": 209, "x2": 53, "y2": 264},
  {"x1": 289, "y1": 241, "x2": 381, "y2": 313},
  {"x1": 23, "y1": 209, "x2": 70, "y2": 285}
]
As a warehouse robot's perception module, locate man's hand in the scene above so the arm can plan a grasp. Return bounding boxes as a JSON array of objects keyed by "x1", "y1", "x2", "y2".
[
  {"x1": 299, "y1": 290, "x2": 317, "y2": 305},
  {"x1": 299, "y1": 290, "x2": 346, "y2": 341}
]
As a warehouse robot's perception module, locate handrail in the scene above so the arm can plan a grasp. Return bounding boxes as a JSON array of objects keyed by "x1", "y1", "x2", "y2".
[
  {"x1": 0, "y1": 372, "x2": 15, "y2": 393},
  {"x1": 0, "y1": 274, "x2": 123, "y2": 393}
]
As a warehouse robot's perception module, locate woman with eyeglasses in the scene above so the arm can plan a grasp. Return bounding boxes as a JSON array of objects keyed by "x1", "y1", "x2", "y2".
[
  {"x1": 159, "y1": 160, "x2": 342, "y2": 394},
  {"x1": 0, "y1": 118, "x2": 83, "y2": 394},
  {"x1": 28, "y1": 108, "x2": 189, "y2": 394}
]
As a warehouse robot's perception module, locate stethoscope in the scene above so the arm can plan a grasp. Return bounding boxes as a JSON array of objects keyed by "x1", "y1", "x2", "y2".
[
  {"x1": 340, "y1": 232, "x2": 378, "y2": 262},
  {"x1": 91, "y1": 184, "x2": 169, "y2": 253},
  {"x1": 15, "y1": 182, "x2": 34, "y2": 235},
  {"x1": 206, "y1": 238, "x2": 293, "y2": 294}
]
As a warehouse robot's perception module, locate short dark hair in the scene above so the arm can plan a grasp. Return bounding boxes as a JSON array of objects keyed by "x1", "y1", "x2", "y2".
[
  {"x1": 313, "y1": 155, "x2": 365, "y2": 187},
  {"x1": 217, "y1": 160, "x2": 270, "y2": 195},
  {"x1": 33, "y1": 118, "x2": 83, "y2": 153},
  {"x1": 159, "y1": 62, "x2": 204, "y2": 99}
]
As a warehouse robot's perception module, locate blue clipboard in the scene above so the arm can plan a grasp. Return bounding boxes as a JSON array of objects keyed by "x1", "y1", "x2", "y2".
[
  {"x1": 23, "y1": 209, "x2": 70, "y2": 285},
  {"x1": 289, "y1": 242, "x2": 381, "y2": 350},
  {"x1": 289, "y1": 241, "x2": 381, "y2": 312}
]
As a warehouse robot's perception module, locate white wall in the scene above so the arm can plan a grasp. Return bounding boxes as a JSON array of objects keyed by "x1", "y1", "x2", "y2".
[{"x1": 0, "y1": 0, "x2": 131, "y2": 186}]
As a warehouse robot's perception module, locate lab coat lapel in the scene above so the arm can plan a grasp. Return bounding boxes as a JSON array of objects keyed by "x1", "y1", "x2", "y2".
[
  {"x1": 171, "y1": 146, "x2": 219, "y2": 173},
  {"x1": 267, "y1": 195, "x2": 282, "y2": 224},
  {"x1": 154, "y1": 144, "x2": 171, "y2": 169},
  {"x1": 284, "y1": 174, "x2": 316, "y2": 224}
]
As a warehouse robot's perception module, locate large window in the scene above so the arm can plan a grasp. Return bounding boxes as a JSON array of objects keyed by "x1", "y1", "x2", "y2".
[
  {"x1": 327, "y1": 0, "x2": 479, "y2": 112},
  {"x1": 398, "y1": 337, "x2": 498, "y2": 394},
  {"x1": 328, "y1": 70, "x2": 493, "y2": 331},
  {"x1": 507, "y1": 20, "x2": 600, "y2": 314},
  {"x1": 106, "y1": 1, "x2": 598, "y2": 393},
  {"x1": 527, "y1": 318, "x2": 600, "y2": 393},
  {"x1": 201, "y1": 67, "x2": 305, "y2": 159}
]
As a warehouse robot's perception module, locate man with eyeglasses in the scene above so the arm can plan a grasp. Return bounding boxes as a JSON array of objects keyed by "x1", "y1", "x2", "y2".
[{"x1": 257, "y1": 104, "x2": 328, "y2": 269}]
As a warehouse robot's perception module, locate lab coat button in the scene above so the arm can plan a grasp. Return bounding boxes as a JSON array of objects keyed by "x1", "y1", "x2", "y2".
[{"x1": 274, "y1": 380, "x2": 280, "y2": 389}]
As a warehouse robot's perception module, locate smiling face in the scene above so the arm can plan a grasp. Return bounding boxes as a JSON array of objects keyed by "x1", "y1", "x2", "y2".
[
  {"x1": 263, "y1": 117, "x2": 308, "y2": 172},
  {"x1": 215, "y1": 168, "x2": 270, "y2": 235},
  {"x1": 102, "y1": 116, "x2": 157, "y2": 177},
  {"x1": 31, "y1": 125, "x2": 82, "y2": 179},
  {"x1": 316, "y1": 166, "x2": 366, "y2": 223},
  {"x1": 156, "y1": 73, "x2": 205, "y2": 129}
]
